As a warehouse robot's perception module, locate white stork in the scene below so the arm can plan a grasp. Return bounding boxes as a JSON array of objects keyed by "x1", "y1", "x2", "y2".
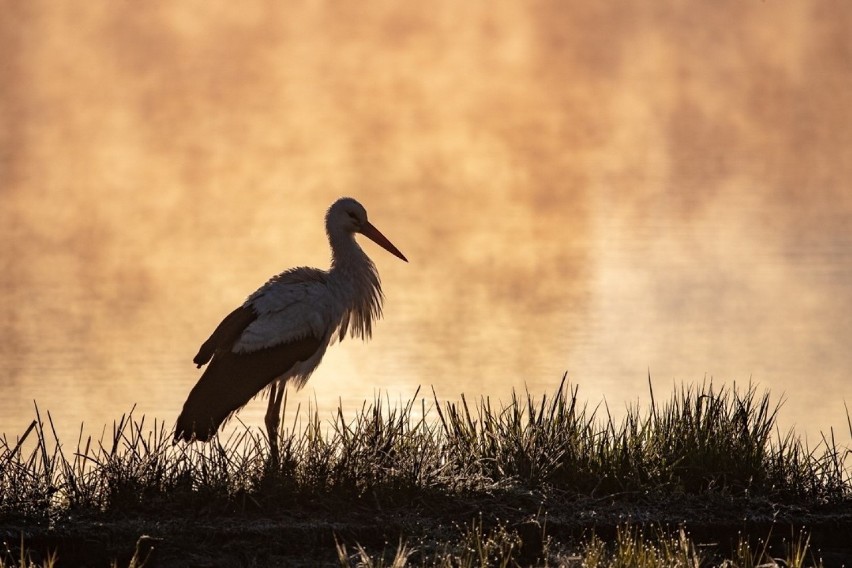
[{"x1": 174, "y1": 197, "x2": 407, "y2": 455}]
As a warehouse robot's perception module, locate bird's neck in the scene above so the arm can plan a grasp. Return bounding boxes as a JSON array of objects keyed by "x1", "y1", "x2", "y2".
[
  {"x1": 328, "y1": 231, "x2": 368, "y2": 275},
  {"x1": 327, "y1": 230, "x2": 383, "y2": 339},
  {"x1": 329, "y1": 234, "x2": 378, "y2": 293}
]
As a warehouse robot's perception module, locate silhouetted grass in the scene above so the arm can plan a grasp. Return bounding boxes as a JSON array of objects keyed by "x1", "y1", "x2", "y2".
[
  {"x1": 1, "y1": 522, "x2": 827, "y2": 568},
  {"x1": 336, "y1": 520, "x2": 827, "y2": 568},
  {"x1": 1, "y1": 378, "x2": 850, "y2": 565}
]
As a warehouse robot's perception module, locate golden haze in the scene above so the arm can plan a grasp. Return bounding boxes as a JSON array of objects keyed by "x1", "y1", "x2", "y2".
[{"x1": 1, "y1": 2, "x2": 851, "y2": 442}]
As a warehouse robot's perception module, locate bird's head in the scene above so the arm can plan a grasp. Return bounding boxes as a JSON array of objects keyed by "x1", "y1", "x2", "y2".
[
  {"x1": 326, "y1": 197, "x2": 408, "y2": 262},
  {"x1": 328, "y1": 197, "x2": 369, "y2": 234}
]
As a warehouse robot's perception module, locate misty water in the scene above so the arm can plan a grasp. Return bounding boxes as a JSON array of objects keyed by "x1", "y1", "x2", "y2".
[{"x1": 2, "y1": 2, "x2": 851, "y2": 447}]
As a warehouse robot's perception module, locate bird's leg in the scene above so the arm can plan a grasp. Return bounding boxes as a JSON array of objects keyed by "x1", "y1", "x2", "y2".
[{"x1": 265, "y1": 380, "x2": 285, "y2": 470}]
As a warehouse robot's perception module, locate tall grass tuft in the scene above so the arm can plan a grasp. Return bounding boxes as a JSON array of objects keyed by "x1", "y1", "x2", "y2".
[{"x1": 1, "y1": 379, "x2": 849, "y2": 523}]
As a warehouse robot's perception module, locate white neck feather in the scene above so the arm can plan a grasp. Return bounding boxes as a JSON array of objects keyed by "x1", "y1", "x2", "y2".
[{"x1": 327, "y1": 230, "x2": 384, "y2": 341}]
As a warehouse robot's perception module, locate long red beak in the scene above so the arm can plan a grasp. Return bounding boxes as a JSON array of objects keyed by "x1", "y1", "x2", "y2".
[{"x1": 360, "y1": 222, "x2": 408, "y2": 262}]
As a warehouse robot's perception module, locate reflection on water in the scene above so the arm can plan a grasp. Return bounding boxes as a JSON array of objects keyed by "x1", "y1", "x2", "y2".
[{"x1": 1, "y1": 2, "x2": 851, "y2": 446}]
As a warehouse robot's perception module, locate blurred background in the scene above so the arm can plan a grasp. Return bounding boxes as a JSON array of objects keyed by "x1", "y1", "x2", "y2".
[{"x1": 2, "y1": 2, "x2": 851, "y2": 445}]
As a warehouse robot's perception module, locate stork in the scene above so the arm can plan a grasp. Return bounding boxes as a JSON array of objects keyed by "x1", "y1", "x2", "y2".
[{"x1": 174, "y1": 197, "x2": 407, "y2": 461}]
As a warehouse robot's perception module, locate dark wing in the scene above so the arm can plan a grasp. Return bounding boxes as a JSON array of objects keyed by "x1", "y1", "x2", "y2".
[
  {"x1": 193, "y1": 305, "x2": 259, "y2": 368},
  {"x1": 175, "y1": 335, "x2": 321, "y2": 442}
]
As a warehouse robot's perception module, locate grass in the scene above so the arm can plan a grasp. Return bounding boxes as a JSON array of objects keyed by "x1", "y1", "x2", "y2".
[
  {"x1": 0, "y1": 523, "x2": 829, "y2": 568},
  {"x1": 1, "y1": 377, "x2": 850, "y2": 566}
]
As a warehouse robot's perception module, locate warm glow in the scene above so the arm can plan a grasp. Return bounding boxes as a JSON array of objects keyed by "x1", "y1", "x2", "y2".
[{"x1": 2, "y1": 2, "x2": 851, "y2": 445}]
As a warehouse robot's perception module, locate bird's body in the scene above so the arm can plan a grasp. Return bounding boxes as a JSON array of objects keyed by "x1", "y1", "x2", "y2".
[{"x1": 175, "y1": 197, "x2": 407, "y2": 443}]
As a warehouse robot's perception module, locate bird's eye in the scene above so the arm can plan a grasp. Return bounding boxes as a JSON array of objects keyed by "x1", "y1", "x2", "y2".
[{"x1": 347, "y1": 212, "x2": 359, "y2": 222}]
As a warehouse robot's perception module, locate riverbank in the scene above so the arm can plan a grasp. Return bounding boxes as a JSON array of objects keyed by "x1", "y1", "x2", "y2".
[{"x1": 2, "y1": 380, "x2": 850, "y2": 566}]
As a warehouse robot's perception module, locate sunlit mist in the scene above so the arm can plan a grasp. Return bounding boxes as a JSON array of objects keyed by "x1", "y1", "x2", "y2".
[{"x1": 2, "y1": 2, "x2": 851, "y2": 445}]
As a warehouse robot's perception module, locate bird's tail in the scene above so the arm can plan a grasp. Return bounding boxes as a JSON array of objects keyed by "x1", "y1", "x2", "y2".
[
  {"x1": 173, "y1": 337, "x2": 321, "y2": 443},
  {"x1": 174, "y1": 361, "x2": 253, "y2": 443}
]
